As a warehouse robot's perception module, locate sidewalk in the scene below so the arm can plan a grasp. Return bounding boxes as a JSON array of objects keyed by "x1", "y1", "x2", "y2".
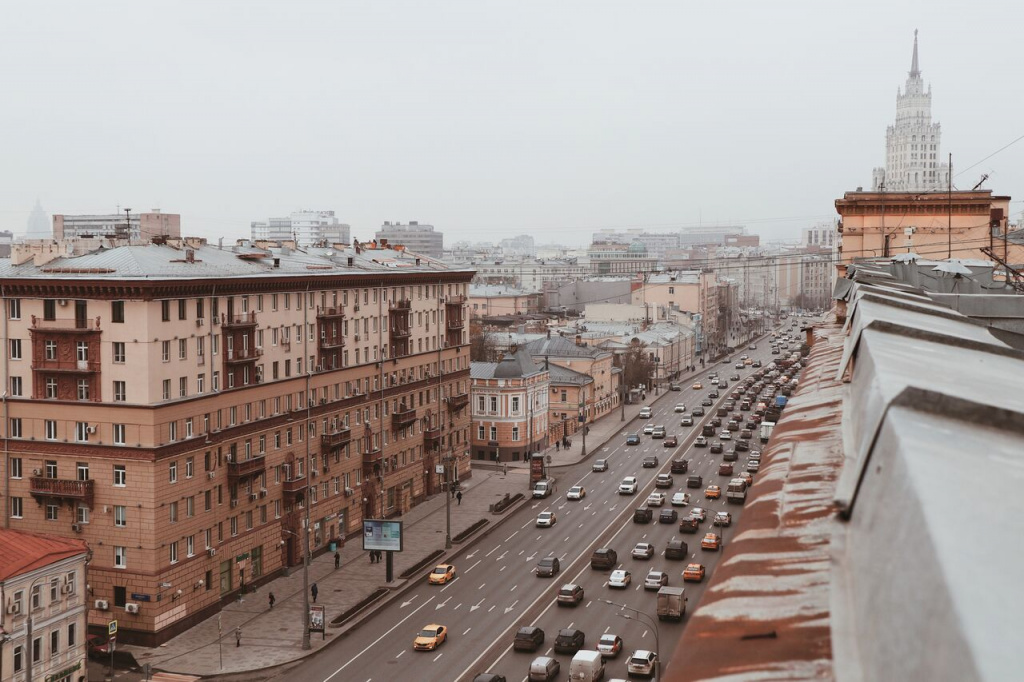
[{"x1": 124, "y1": 469, "x2": 526, "y2": 679}]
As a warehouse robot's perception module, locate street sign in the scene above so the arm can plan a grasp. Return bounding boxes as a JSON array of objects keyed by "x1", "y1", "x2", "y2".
[
  {"x1": 109, "y1": 636, "x2": 116, "y2": 652},
  {"x1": 434, "y1": 464, "x2": 445, "y2": 474},
  {"x1": 108, "y1": 620, "x2": 118, "y2": 636}
]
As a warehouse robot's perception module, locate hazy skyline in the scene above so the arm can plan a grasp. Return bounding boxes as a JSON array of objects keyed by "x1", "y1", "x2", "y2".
[{"x1": 3, "y1": 1, "x2": 1023, "y2": 247}]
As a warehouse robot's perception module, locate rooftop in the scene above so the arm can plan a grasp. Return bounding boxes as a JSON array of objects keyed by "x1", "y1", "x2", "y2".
[{"x1": 0, "y1": 528, "x2": 89, "y2": 582}]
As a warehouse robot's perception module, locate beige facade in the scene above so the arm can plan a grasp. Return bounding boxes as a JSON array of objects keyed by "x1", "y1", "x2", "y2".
[
  {"x1": 470, "y1": 352, "x2": 549, "y2": 462},
  {"x1": 632, "y1": 272, "x2": 721, "y2": 355},
  {"x1": 0, "y1": 240, "x2": 473, "y2": 646},
  {"x1": 468, "y1": 289, "x2": 541, "y2": 318}
]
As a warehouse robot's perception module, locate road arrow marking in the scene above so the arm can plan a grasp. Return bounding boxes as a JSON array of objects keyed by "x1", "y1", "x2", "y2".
[
  {"x1": 470, "y1": 599, "x2": 485, "y2": 612},
  {"x1": 465, "y1": 550, "x2": 478, "y2": 559},
  {"x1": 497, "y1": 551, "x2": 508, "y2": 561},
  {"x1": 401, "y1": 595, "x2": 418, "y2": 608},
  {"x1": 504, "y1": 600, "x2": 519, "y2": 615},
  {"x1": 435, "y1": 597, "x2": 451, "y2": 610},
  {"x1": 526, "y1": 553, "x2": 537, "y2": 562},
  {"x1": 583, "y1": 504, "x2": 592, "y2": 511}
]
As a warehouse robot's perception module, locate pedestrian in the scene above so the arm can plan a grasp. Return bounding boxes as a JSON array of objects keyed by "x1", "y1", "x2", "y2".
[
  {"x1": 555, "y1": 441, "x2": 560, "y2": 451},
  {"x1": 376, "y1": 550, "x2": 383, "y2": 562},
  {"x1": 456, "y1": 491, "x2": 463, "y2": 505},
  {"x1": 311, "y1": 583, "x2": 318, "y2": 603},
  {"x1": 451, "y1": 487, "x2": 456, "y2": 499},
  {"x1": 235, "y1": 626, "x2": 242, "y2": 648},
  {"x1": 268, "y1": 592, "x2": 275, "y2": 610},
  {"x1": 334, "y1": 551, "x2": 341, "y2": 569},
  {"x1": 369, "y1": 550, "x2": 375, "y2": 563},
  {"x1": 503, "y1": 463, "x2": 507, "y2": 475}
]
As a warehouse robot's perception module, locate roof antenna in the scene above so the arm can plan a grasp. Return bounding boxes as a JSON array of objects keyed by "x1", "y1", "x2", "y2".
[{"x1": 971, "y1": 174, "x2": 989, "y2": 191}]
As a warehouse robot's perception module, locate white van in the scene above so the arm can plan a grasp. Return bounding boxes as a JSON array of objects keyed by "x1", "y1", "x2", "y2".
[
  {"x1": 569, "y1": 650, "x2": 605, "y2": 682},
  {"x1": 532, "y1": 478, "x2": 556, "y2": 498}
]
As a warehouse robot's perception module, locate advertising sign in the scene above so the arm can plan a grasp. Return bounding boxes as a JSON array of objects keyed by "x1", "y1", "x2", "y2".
[
  {"x1": 309, "y1": 604, "x2": 326, "y2": 635},
  {"x1": 530, "y1": 452, "x2": 544, "y2": 484},
  {"x1": 362, "y1": 519, "x2": 403, "y2": 552}
]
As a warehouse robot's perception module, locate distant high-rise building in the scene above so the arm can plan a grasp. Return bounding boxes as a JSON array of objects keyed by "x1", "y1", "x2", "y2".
[
  {"x1": 0, "y1": 230, "x2": 12, "y2": 257},
  {"x1": 53, "y1": 210, "x2": 180, "y2": 242},
  {"x1": 375, "y1": 221, "x2": 444, "y2": 259},
  {"x1": 801, "y1": 224, "x2": 836, "y2": 249},
  {"x1": 250, "y1": 210, "x2": 350, "y2": 247},
  {"x1": 872, "y1": 31, "x2": 951, "y2": 192},
  {"x1": 25, "y1": 199, "x2": 51, "y2": 239}
]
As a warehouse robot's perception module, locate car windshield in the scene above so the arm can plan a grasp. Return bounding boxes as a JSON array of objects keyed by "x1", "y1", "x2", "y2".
[
  {"x1": 600, "y1": 635, "x2": 617, "y2": 644},
  {"x1": 569, "y1": 487, "x2": 581, "y2": 493},
  {"x1": 418, "y1": 628, "x2": 438, "y2": 638},
  {"x1": 431, "y1": 567, "x2": 447, "y2": 574}
]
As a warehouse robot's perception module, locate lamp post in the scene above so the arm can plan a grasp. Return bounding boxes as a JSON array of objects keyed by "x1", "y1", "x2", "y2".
[
  {"x1": 280, "y1": 526, "x2": 311, "y2": 649},
  {"x1": 444, "y1": 448, "x2": 453, "y2": 549},
  {"x1": 601, "y1": 598, "x2": 660, "y2": 682}
]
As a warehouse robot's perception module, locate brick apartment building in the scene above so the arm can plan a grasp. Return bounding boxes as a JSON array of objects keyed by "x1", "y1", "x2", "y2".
[{"x1": 0, "y1": 237, "x2": 473, "y2": 646}]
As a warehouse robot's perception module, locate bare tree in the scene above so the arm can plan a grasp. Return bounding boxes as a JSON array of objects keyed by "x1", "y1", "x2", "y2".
[
  {"x1": 469, "y1": 322, "x2": 499, "y2": 362},
  {"x1": 621, "y1": 340, "x2": 656, "y2": 392}
]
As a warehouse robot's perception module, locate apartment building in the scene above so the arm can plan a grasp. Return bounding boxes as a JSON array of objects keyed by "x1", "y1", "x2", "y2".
[
  {"x1": 0, "y1": 528, "x2": 89, "y2": 682},
  {"x1": 0, "y1": 238, "x2": 473, "y2": 646},
  {"x1": 52, "y1": 211, "x2": 180, "y2": 243},
  {"x1": 469, "y1": 349, "x2": 549, "y2": 462}
]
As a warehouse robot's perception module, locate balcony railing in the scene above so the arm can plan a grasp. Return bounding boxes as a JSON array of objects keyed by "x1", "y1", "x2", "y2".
[
  {"x1": 31, "y1": 359, "x2": 101, "y2": 373},
  {"x1": 227, "y1": 455, "x2": 266, "y2": 480},
  {"x1": 424, "y1": 427, "x2": 442, "y2": 450},
  {"x1": 282, "y1": 476, "x2": 307, "y2": 495},
  {"x1": 446, "y1": 318, "x2": 465, "y2": 330},
  {"x1": 390, "y1": 298, "x2": 412, "y2": 311},
  {"x1": 316, "y1": 306, "x2": 346, "y2": 320},
  {"x1": 392, "y1": 408, "x2": 417, "y2": 430},
  {"x1": 30, "y1": 317, "x2": 102, "y2": 332},
  {"x1": 319, "y1": 335, "x2": 345, "y2": 350},
  {"x1": 29, "y1": 477, "x2": 95, "y2": 507},
  {"x1": 446, "y1": 294, "x2": 467, "y2": 305},
  {"x1": 391, "y1": 326, "x2": 411, "y2": 338},
  {"x1": 225, "y1": 347, "x2": 263, "y2": 364},
  {"x1": 321, "y1": 428, "x2": 352, "y2": 450},
  {"x1": 222, "y1": 311, "x2": 258, "y2": 328},
  {"x1": 445, "y1": 393, "x2": 470, "y2": 412}
]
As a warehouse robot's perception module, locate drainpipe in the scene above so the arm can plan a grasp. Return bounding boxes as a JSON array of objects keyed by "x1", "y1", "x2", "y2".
[
  {"x1": 2, "y1": 286, "x2": 9, "y2": 528},
  {"x1": 301, "y1": 282, "x2": 312, "y2": 650}
]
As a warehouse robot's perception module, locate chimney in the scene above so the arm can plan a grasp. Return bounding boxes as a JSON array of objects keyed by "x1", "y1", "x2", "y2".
[
  {"x1": 575, "y1": 334, "x2": 582, "y2": 346},
  {"x1": 509, "y1": 343, "x2": 518, "y2": 354},
  {"x1": 546, "y1": 328, "x2": 551, "y2": 339},
  {"x1": 185, "y1": 249, "x2": 195, "y2": 263}
]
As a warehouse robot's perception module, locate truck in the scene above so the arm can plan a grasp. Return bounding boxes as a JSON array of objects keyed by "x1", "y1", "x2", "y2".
[
  {"x1": 726, "y1": 477, "x2": 748, "y2": 505},
  {"x1": 760, "y1": 421, "x2": 776, "y2": 444},
  {"x1": 775, "y1": 395, "x2": 788, "y2": 409},
  {"x1": 568, "y1": 650, "x2": 606, "y2": 681},
  {"x1": 656, "y1": 586, "x2": 687, "y2": 621}
]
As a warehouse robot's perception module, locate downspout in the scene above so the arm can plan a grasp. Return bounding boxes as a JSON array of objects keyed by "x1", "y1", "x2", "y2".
[
  {"x1": 3, "y1": 285, "x2": 9, "y2": 528},
  {"x1": 376, "y1": 281, "x2": 385, "y2": 515}
]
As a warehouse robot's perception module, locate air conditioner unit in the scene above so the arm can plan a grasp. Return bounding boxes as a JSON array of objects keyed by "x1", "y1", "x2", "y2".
[
  {"x1": 230, "y1": 499, "x2": 239, "y2": 508},
  {"x1": 207, "y1": 471, "x2": 216, "y2": 480},
  {"x1": 61, "y1": 583, "x2": 72, "y2": 594},
  {"x1": 212, "y1": 317, "x2": 220, "y2": 325},
  {"x1": 71, "y1": 523, "x2": 82, "y2": 533},
  {"x1": 125, "y1": 603, "x2": 140, "y2": 614},
  {"x1": 208, "y1": 548, "x2": 217, "y2": 557},
  {"x1": 311, "y1": 470, "x2": 319, "y2": 478},
  {"x1": 249, "y1": 493, "x2": 257, "y2": 502},
  {"x1": 58, "y1": 299, "x2": 68, "y2": 306},
  {"x1": 94, "y1": 600, "x2": 109, "y2": 611},
  {"x1": 320, "y1": 398, "x2": 328, "y2": 405},
  {"x1": 344, "y1": 487, "x2": 354, "y2": 496},
  {"x1": 196, "y1": 318, "x2": 204, "y2": 327},
  {"x1": 7, "y1": 602, "x2": 21, "y2": 615},
  {"x1": 86, "y1": 425, "x2": 97, "y2": 434},
  {"x1": 259, "y1": 489, "x2": 268, "y2": 498}
]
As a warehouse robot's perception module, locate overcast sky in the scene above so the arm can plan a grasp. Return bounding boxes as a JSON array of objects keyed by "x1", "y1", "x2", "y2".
[{"x1": 2, "y1": 0, "x2": 1023, "y2": 246}]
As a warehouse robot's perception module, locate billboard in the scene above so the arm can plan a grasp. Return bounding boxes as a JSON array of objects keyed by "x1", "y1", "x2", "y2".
[
  {"x1": 309, "y1": 605, "x2": 326, "y2": 635},
  {"x1": 362, "y1": 519, "x2": 403, "y2": 552}
]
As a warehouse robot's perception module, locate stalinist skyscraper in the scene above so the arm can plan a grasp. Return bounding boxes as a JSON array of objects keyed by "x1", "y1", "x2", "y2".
[{"x1": 871, "y1": 31, "x2": 951, "y2": 192}]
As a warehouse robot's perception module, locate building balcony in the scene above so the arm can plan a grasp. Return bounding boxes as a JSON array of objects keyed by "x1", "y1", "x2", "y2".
[
  {"x1": 319, "y1": 335, "x2": 346, "y2": 350},
  {"x1": 391, "y1": 326, "x2": 411, "y2": 338},
  {"x1": 392, "y1": 408, "x2": 417, "y2": 430},
  {"x1": 29, "y1": 477, "x2": 95, "y2": 507},
  {"x1": 316, "y1": 306, "x2": 346, "y2": 320},
  {"x1": 30, "y1": 317, "x2": 102, "y2": 332},
  {"x1": 424, "y1": 427, "x2": 442, "y2": 451},
  {"x1": 446, "y1": 318, "x2": 464, "y2": 330},
  {"x1": 221, "y1": 311, "x2": 258, "y2": 328},
  {"x1": 446, "y1": 294, "x2": 467, "y2": 305},
  {"x1": 31, "y1": 359, "x2": 101, "y2": 373},
  {"x1": 390, "y1": 298, "x2": 412, "y2": 311},
  {"x1": 445, "y1": 393, "x2": 470, "y2": 413},
  {"x1": 282, "y1": 476, "x2": 307, "y2": 495},
  {"x1": 321, "y1": 427, "x2": 352, "y2": 451},
  {"x1": 225, "y1": 347, "x2": 263, "y2": 364},
  {"x1": 227, "y1": 455, "x2": 266, "y2": 481}
]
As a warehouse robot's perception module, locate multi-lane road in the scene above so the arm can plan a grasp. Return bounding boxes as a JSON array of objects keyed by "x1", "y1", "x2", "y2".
[{"x1": 279, "y1": 335, "x2": 787, "y2": 682}]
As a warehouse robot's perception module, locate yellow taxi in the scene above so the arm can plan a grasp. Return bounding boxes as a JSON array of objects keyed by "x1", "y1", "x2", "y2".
[
  {"x1": 413, "y1": 624, "x2": 448, "y2": 651},
  {"x1": 427, "y1": 564, "x2": 456, "y2": 585},
  {"x1": 692, "y1": 382, "x2": 703, "y2": 390},
  {"x1": 701, "y1": 533, "x2": 722, "y2": 551},
  {"x1": 704, "y1": 484, "x2": 721, "y2": 499},
  {"x1": 682, "y1": 563, "x2": 706, "y2": 582}
]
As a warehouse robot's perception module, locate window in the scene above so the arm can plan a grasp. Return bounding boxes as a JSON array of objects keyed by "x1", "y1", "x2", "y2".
[
  {"x1": 186, "y1": 496, "x2": 195, "y2": 517},
  {"x1": 67, "y1": 623, "x2": 77, "y2": 649},
  {"x1": 186, "y1": 456, "x2": 194, "y2": 478},
  {"x1": 230, "y1": 516, "x2": 238, "y2": 536},
  {"x1": 490, "y1": 426, "x2": 497, "y2": 441},
  {"x1": 75, "y1": 422, "x2": 89, "y2": 442},
  {"x1": 197, "y1": 373, "x2": 205, "y2": 393},
  {"x1": 179, "y1": 338, "x2": 187, "y2": 360},
  {"x1": 113, "y1": 342, "x2": 126, "y2": 363},
  {"x1": 10, "y1": 457, "x2": 21, "y2": 478},
  {"x1": 512, "y1": 426, "x2": 520, "y2": 441},
  {"x1": 111, "y1": 300, "x2": 125, "y2": 323},
  {"x1": 13, "y1": 645, "x2": 22, "y2": 672},
  {"x1": 489, "y1": 396, "x2": 498, "y2": 412},
  {"x1": 10, "y1": 376, "x2": 22, "y2": 397},
  {"x1": 50, "y1": 577, "x2": 59, "y2": 602},
  {"x1": 114, "y1": 546, "x2": 127, "y2": 568},
  {"x1": 50, "y1": 630, "x2": 59, "y2": 657},
  {"x1": 31, "y1": 584, "x2": 42, "y2": 609},
  {"x1": 76, "y1": 341, "x2": 88, "y2": 362},
  {"x1": 169, "y1": 461, "x2": 178, "y2": 483},
  {"x1": 180, "y1": 376, "x2": 187, "y2": 398},
  {"x1": 43, "y1": 300, "x2": 56, "y2": 320},
  {"x1": 162, "y1": 340, "x2": 170, "y2": 362},
  {"x1": 169, "y1": 541, "x2": 179, "y2": 564},
  {"x1": 114, "y1": 465, "x2": 126, "y2": 487},
  {"x1": 10, "y1": 496, "x2": 22, "y2": 518},
  {"x1": 44, "y1": 420, "x2": 56, "y2": 440},
  {"x1": 113, "y1": 381, "x2": 126, "y2": 402},
  {"x1": 32, "y1": 638, "x2": 41, "y2": 664},
  {"x1": 113, "y1": 424, "x2": 126, "y2": 445},
  {"x1": 512, "y1": 396, "x2": 520, "y2": 413},
  {"x1": 114, "y1": 505, "x2": 126, "y2": 527},
  {"x1": 477, "y1": 425, "x2": 485, "y2": 439},
  {"x1": 9, "y1": 418, "x2": 22, "y2": 438},
  {"x1": 169, "y1": 501, "x2": 178, "y2": 522},
  {"x1": 7, "y1": 298, "x2": 20, "y2": 319},
  {"x1": 77, "y1": 378, "x2": 90, "y2": 401},
  {"x1": 161, "y1": 300, "x2": 171, "y2": 321},
  {"x1": 178, "y1": 298, "x2": 187, "y2": 320},
  {"x1": 46, "y1": 503, "x2": 58, "y2": 520},
  {"x1": 163, "y1": 379, "x2": 171, "y2": 400},
  {"x1": 77, "y1": 504, "x2": 89, "y2": 524},
  {"x1": 44, "y1": 341, "x2": 56, "y2": 360},
  {"x1": 77, "y1": 462, "x2": 89, "y2": 480},
  {"x1": 9, "y1": 339, "x2": 21, "y2": 360},
  {"x1": 187, "y1": 535, "x2": 195, "y2": 557}
]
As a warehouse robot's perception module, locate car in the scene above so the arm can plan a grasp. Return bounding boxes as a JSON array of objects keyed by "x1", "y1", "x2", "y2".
[
  {"x1": 709, "y1": 416, "x2": 722, "y2": 427},
  {"x1": 428, "y1": 563, "x2": 457, "y2": 585},
  {"x1": 701, "y1": 397, "x2": 714, "y2": 406},
  {"x1": 626, "y1": 433, "x2": 641, "y2": 446},
  {"x1": 718, "y1": 380, "x2": 728, "y2": 389},
  {"x1": 590, "y1": 547, "x2": 618, "y2": 570},
  {"x1": 678, "y1": 517, "x2": 700, "y2": 533},
  {"x1": 709, "y1": 441, "x2": 723, "y2": 454},
  {"x1": 536, "y1": 555, "x2": 561, "y2": 577},
  {"x1": 663, "y1": 435, "x2": 678, "y2": 447},
  {"x1": 670, "y1": 458, "x2": 689, "y2": 474},
  {"x1": 735, "y1": 362, "x2": 745, "y2": 369},
  {"x1": 714, "y1": 511, "x2": 733, "y2": 527},
  {"x1": 753, "y1": 360, "x2": 763, "y2": 367},
  {"x1": 718, "y1": 462, "x2": 734, "y2": 476},
  {"x1": 644, "y1": 570, "x2": 669, "y2": 590},
  {"x1": 722, "y1": 447, "x2": 738, "y2": 462},
  {"x1": 674, "y1": 403, "x2": 686, "y2": 413},
  {"x1": 691, "y1": 406, "x2": 705, "y2": 416},
  {"x1": 680, "y1": 415, "x2": 694, "y2": 426},
  {"x1": 747, "y1": 459, "x2": 761, "y2": 473},
  {"x1": 740, "y1": 354, "x2": 748, "y2": 360},
  {"x1": 692, "y1": 382, "x2": 703, "y2": 390},
  {"x1": 705, "y1": 485, "x2": 722, "y2": 499},
  {"x1": 772, "y1": 348, "x2": 780, "y2": 354},
  {"x1": 567, "y1": 485, "x2": 586, "y2": 500},
  {"x1": 740, "y1": 429, "x2": 753, "y2": 440},
  {"x1": 687, "y1": 474, "x2": 703, "y2": 489},
  {"x1": 652, "y1": 426, "x2": 667, "y2": 440},
  {"x1": 694, "y1": 436, "x2": 708, "y2": 448},
  {"x1": 749, "y1": 344, "x2": 757, "y2": 350},
  {"x1": 528, "y1": 656, "x2": 560, "y2": 682},
  {"x1": 670, "y1": 492, "x2": 690, "y2": 507},
  {"x1": 735, "y1": 439, "x2": 750, "y2": 452},
  {"x1": 642, "y1": 456, "x2": 659, "y2": 468},
  {"x1": 642, "y1": 423, "x2": 655, "y2": 435},
  {"x1": 665, "y1": 537, "x2": 689, "y2": 559},
  {"x1": 619, "y1": 477, "x2": 638, "y2": 495},
  {"x1": 554, "y1": 628, "x2": 586, "y2": 654},
  {"x1": 689, "y1": 507, "x2": 706, "y2": 522},
  {"x1": 730, "y1": 373, "x2": 740, "y2": 381},
  {"x1": 592, "y1": 459, "x2": 609, "y2": 472},
  {"x1": 658, "y1": 508, "x2": 678, "y2": 524},
  {"x1": 710, "y1": 377, "x2": 719, "y2": 385},
  {"x1": 719, "y1": 430, "x2": 732, "y2": 440},
  {"x1": 632, "y1": 542, "x2": 655, "y2": 560},
  {"x1": 683, "y1": 562, "x2": 706, "y2": 582},
  {"x1": 513, "y1": 626, "x2": 546, "y2": 652},
  {"x1": 633, "y1": 506, "x2": 653, "y2": 524},
  {"x1": 413, "y1": 624, "x2": 448, "y2": 651},
  {"x1": 646, "y1": 492, "x2": 665, "y2": 507},
  {"x1": 701, "y1": 532, "x2": 722, "y2": 550},
  {"x1": 536, "y1": 511, "x2": 556, "y2": 527},
  {"x1": 749, "y1": 449, "x2": 762, "y2": 461},
  {"x1": 639, "y1": 406, "x2": 653, "y2": 419},
  {"x1": 609, "y1": 569, "x2": 632, "y2": 588},
  {"x1": 708, "y1": 389, "x2": 720, "y2": 399},
  {"x1": 86, "y1": 634, "x2": 111, "y2": 660},
  {"x1": 669, "y1": 383, "x2": 681, "y2": 391},
  {"x1": 556, "y1": 583, "x2": 585, "y2": 606},
  {"x1": 655, "y1": 473, "x2": 673, "y2": 488},
  {"x1": 627, "y1": 650, "x2": 658, "y2": 678},
  {"x1": 728, "y1": 420, "x2": 740, "y2": 431},
  {"x1": 737, "y1": 471, "x2": 754, "y2": 485},
  {"x1": 597, "y1": 633, "x2": 624, "y2": 659},
  {"x1": 702, "y1": 424, "x2": 715, "y2": 437}
]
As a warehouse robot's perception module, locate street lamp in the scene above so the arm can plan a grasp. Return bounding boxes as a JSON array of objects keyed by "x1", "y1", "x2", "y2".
[
  {"x1": 601, "y1": 599, "x2": 660, "y2": 682},
  {"x1": 280, "y1": 526, "x2": 311, "y2": 650}
]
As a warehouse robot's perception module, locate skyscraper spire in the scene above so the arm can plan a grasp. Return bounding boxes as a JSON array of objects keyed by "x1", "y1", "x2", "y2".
[{"x1": 909, "y1": 29, "x2": 920, "y2": 78}]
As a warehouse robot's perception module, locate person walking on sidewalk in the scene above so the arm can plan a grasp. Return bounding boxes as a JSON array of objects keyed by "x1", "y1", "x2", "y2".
[
  {"x1": 235, "y1": 626, "x2": 242, "y2": 648},
  {"x1": 268, "y1": 592, "x2": 275, "y2": 610},
  {"x1": 456, "y1": 491, "x2": 463, "y2": 505},
  {"x1": 369, "y1": 550, "x2": 375, "y2": 564},
  {"x1": 311, "y1": 583, "x2": 319, "y2": 603},
  {"x1": 334, "y1": 551, "x2": 341, "y2": 569}
]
